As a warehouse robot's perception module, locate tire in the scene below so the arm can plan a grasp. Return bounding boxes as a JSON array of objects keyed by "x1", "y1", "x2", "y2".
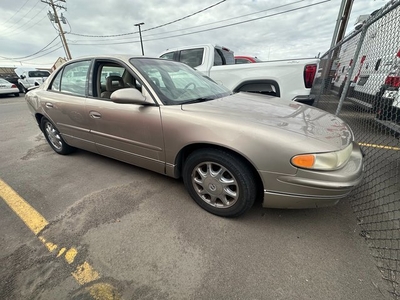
[
  {"x1": 17, "y1": 83, "x2": 24, "y2": 93},
  {"x1": 183, "y1": 148, "x2": 256, "y2": 217},
  {"x1": 41, "y1": 118, "x2": 75, "y2": 155}
]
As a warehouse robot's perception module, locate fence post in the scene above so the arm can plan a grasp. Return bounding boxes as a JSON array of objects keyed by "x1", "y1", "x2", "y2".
[{"x1": 335, "y1": 27, "x2": 367, "y2": 116}]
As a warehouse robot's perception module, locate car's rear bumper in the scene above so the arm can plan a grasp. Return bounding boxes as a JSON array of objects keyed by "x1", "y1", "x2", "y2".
[
  {"x1": 0, "y1": 87, "x2": 19, "y2": 95},
  {"x1": 261, "y1": 142, "x2": 364, "y2": 209}
]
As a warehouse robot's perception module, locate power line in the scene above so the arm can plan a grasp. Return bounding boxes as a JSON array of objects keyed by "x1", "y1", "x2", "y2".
[
  {"x1": 1, "y1": 6, "x2": 47, "y2": 36},
  {"x1": 143, "y1": 0, "x2": 306, "y2": 39},
  {"x1": 0, "y1": 35, "x2": 59, "y2": 60},
  {"x1": 67, "y1": 0, "x2": 228, "y2": 38},
  {"x1": 0, "y1": 0, "x2": 31, "y2": 27},
  {"x1": 0, "y1": 43, "x2": 63, "y2": 63},
  {"x1": 142, "y1": 0, "x2": 227, "y2": 33},
  {"x1": 68, "y1": 0, "x2": 330, "y2": 46},
  {"x1": 144, "y1": 0, "x2": 330, "y2": 42},
  {"x1": 20, "y1": 44, "x2": 63, "y2": 61},
  {"x1": 68, "y1": 0, "x2": 305, "y2": 44},
  {"x1": 0, "y1": 0, "x2": 42, "y2": 33}
]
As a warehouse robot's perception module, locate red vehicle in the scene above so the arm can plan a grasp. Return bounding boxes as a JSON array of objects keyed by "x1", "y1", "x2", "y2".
[{"x1": 234, "y1": 55, "x2": 262, "y2": 64}]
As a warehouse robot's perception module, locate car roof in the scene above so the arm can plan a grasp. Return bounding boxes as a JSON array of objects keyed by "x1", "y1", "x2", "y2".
[{"x1": 68, "y1": 54, "x2": 159, "y2": 62}]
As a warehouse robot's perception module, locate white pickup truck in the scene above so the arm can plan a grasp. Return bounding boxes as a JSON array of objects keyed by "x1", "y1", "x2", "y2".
[
  {"x1": 159, "y1": 44, "x2": 319, "y2": 104},
  {"x1": 14, "y1": 68, "x2": 51, "y2": 93}
]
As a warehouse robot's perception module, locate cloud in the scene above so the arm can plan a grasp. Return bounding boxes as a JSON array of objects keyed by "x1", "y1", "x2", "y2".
[{"x1": 0, "y1": 0, "x2": 389, "y2": 67}]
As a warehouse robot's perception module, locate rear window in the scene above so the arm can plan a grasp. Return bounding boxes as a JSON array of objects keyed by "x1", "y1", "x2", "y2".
[
  {"x1": 160, "y1": 51, "x2": 176, "y2": 61},
  {"x1": 220, "y1": 48, "x2": 235, "y2": 65},
  {"x1": 28, "y1": 71, "x2": 50, "y2": 77},
  {"x1": 179, "y1": 48, "x2": 204, "y2": 68}
]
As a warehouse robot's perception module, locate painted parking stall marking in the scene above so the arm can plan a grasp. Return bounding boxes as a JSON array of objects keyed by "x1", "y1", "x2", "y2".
[
  {"x1": 0, "y1": 179, "x2": 121, "y2": 299},
  {"x1": 359, "y1": 142, "x2": 400, "y2": 151}
]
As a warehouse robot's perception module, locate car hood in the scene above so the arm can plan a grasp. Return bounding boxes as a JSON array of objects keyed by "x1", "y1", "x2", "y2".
[{"x1": 181, "y1": 92, "x2": 353, "y2": 149}]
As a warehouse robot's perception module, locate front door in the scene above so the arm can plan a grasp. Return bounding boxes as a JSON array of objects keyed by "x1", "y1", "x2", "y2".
[{"x1": 85, "y1": 61, "x2": 165, "y2": 174}]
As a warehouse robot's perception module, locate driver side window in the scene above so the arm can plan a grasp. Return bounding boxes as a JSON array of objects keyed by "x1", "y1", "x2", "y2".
[{"x1": 93, "y1": 61, "x2": 144, "y2": 100}]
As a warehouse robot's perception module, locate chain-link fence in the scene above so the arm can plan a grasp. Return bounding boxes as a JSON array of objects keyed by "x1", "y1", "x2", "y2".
[{"x1": 312, "y1": 1, "x2": 400, "y2": 298}]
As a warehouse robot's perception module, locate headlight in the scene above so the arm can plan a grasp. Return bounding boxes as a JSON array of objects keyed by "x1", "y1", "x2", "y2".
[{"x1": 291, "y1": 143, "x2": 353, "y2": 170}]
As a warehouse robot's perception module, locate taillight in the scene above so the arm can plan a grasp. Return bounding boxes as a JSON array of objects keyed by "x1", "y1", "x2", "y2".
[
  {"x1": 384, "y1": 75, "x2": 400, "y2": 88},
  {"x1": 11, "y1": 84, "x2": 17, "y2": 88},
  {"x1": 304, "y1": 64, "x2": 317, "y2": 88}
]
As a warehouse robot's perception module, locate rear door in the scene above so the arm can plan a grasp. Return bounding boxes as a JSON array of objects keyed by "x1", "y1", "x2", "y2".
[{"x1": 42, "y1": 59, "x2": 96, "y2": 152}]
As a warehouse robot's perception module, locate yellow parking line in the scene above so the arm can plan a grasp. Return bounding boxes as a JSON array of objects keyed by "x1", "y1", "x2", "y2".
[
  {"x1": 359, "y1": 142, "x2": 400, "y2": 151},
  {"x1": 0, "y1": 180, "x2": 48, "y2": 234},
  {"x1": 0, "y1": 179, "x2": 120, "y2": 299}
]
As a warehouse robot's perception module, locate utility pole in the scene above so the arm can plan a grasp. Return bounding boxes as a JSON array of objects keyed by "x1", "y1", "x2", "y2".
[
  {"x1": 41, "y1": 0, "x2": 72, "y2": 60},
  {"x1": 320, "y1": 0, "x2": 354, "y2": 92},
  {"x1": 334, "y1": 0, "x2": 354, "y2": 51},
  {"x1": 329, "y1": 0, "x2": 354, "y2": 53},
  {"x1": 134, "y1": 22, "x2": 145, "y2": 56}
]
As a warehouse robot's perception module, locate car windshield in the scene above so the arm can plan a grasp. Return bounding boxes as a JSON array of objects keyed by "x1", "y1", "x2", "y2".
[{"x1": 129, "y1": 58, "x2": 232, "y2": 105}]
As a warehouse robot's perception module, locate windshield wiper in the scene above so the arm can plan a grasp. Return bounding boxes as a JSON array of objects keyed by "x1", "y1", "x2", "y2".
[{"x1": 183, "y1": 97, "x2": 216, "y2": 104}]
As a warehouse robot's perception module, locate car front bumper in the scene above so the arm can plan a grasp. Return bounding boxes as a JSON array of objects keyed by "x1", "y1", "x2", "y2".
[{"x1": 261, "y1": 142, "x2": 364, "y2": 209}]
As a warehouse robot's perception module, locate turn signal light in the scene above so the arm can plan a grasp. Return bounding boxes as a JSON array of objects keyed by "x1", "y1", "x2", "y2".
[
  {"x1": 291, "y1": 154, "x2": 315, "y2": 168},
  {"x1": 291, "y1": 144, "x2": 353, "y2": 170}
]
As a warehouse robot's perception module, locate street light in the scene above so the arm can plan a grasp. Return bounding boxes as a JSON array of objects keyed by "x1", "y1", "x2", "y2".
[{"x1": 134, "y1": 22, "x2": 145, "y2": 55}]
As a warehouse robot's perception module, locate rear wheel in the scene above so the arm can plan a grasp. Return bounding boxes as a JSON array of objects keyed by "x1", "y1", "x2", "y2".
[
  {"x1": 41, "y1": 118, "x2": 75, "y2": 155},
  {"x1": 183, "y1": 148, "x2": 256, "y2": 217}
]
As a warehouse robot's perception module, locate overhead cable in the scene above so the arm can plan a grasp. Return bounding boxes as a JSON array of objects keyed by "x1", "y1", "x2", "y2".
[
  {"x1": 69, "y1": 0, "x2": 330, "y2": 46},
  {"x1": 0, "y1": 0, "x2": 42, "y2": 34},
  {"x1": 0, "y1": 0, "x2": 31, "y2": 27},
  {"x1": 0, "y1": 35, "x2": 59, "y2": 60},
  {"x1": 68, "y1": 0, "x2": 305, "y2": 44},
  {"x1": 67, "y1": 0, "x2": 227, "y2": 38}
]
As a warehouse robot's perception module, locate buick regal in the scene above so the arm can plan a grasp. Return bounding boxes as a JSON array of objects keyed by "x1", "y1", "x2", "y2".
[{"x1": 25, "y1": 56, "x2": 364, "y2": 217}]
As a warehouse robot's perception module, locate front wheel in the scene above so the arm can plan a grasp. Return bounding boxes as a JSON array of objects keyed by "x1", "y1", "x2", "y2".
[
  {"x1": 41, "y1": 118, "x2": 75, "y2": 155},
  {"x1": 183, "y1": 149, "x2": 257, "y2": 217}
]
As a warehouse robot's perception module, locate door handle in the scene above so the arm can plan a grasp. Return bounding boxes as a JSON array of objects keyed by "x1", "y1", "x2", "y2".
[
  {"x1": 45, "y1": 102, "x2": 53, "y2": 108},
  {"x1": 89, "y1": 111, "x2": 102, "y2": 119}
]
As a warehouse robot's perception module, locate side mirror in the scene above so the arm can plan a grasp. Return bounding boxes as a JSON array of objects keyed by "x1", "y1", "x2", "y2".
[
  {"x1": 20, "y1": 75, "x2": 26, "y2": 79},
  {"x1": 110, "y1": 88, "x2": 150, "y2": 105}
]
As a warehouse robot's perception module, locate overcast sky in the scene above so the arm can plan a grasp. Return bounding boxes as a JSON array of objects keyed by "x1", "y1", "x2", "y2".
[{"x1": 0, "y1": 0, "x2": 390, "y2": 68}]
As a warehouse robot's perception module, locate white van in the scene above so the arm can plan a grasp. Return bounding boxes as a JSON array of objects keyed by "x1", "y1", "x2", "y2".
[{"x1": 334, "y1": 7, "x2": 400, "y2": 111}]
